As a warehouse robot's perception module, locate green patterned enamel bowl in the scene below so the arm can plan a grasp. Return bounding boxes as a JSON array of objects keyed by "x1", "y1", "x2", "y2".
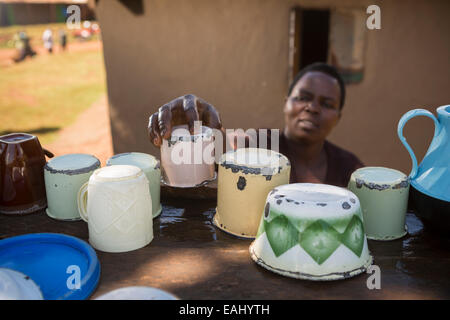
[{"x1": 249, "y1": 183, "x2": 373, "y2": 281}]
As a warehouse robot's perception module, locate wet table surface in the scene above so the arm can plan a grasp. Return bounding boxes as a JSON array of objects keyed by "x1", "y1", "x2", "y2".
[{"x1": 1, "y1": 197, "x2": 450, "y2": 300}]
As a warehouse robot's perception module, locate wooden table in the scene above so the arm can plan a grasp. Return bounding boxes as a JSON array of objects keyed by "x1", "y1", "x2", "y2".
[{"x1": 1, "y1": 195, "x2": 450, "y2": 300}]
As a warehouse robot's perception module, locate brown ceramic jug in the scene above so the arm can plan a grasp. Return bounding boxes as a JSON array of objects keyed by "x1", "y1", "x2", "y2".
[{"x1": 0, "y1": 133, "x2": 54, "y2": 215}]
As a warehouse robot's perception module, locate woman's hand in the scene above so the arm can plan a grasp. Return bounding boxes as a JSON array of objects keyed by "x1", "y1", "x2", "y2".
[{"x1": 148, "y1": 94, "x2": 223, "y2": 147}]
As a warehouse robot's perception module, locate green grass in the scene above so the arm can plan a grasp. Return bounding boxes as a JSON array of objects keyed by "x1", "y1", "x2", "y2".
[
  {"x1": 0, "y1": 22, "x2": 100, "y2": 49},
  {"x1": 0, "y1": 47, "x2": 106, "y2": 144}
]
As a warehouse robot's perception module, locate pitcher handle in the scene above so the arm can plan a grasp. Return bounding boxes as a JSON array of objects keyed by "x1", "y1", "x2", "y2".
[
  {"x1": 397, "y1": 109, "x2": 441, "y2": 179},
  {"x1": 77, "y1": 182, "x2": 89, "y2": 222}
]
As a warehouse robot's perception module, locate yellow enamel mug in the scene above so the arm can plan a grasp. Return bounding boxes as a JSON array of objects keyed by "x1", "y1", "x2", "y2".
[
  {"x1": 77, "y1": 165, "x2": 153, "y2": 253},
  {"x1": 214, "y1": 148, "x2": 291, "y2": 238}
]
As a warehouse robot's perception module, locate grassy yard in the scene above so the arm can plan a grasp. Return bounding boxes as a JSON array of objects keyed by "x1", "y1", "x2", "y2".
[{"x1": 0, "y1": 43, "x2": 106, "y2": 145}]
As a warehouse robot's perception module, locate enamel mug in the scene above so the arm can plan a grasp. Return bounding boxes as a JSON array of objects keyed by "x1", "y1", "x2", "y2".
[
  {"x1": 348, "y1": 167, "x2": 409, "y2": 240},
  {"x1": 77, "y1": 165, "x2": 153, "y2": 253},
  {"x1": 45, "y1": 153, "x2": 100, "y2": 221},
  {"x1": 160, "y1": 125, "x2": 216, "y2": 187},
  {"x1": 0, "y1": 133, "x2": 53, "y2": 215},
  {"x1": 106, "y1": 152, "x2": 162, "y2": 218},
  {"x1": 214, "y1": 148, "x2": 291, "y2": 238}
]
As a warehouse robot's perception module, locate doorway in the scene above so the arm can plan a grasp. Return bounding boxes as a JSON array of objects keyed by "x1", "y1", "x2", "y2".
[{"x1": 288, "y1": 8, "x2": 331, "y2": 84}]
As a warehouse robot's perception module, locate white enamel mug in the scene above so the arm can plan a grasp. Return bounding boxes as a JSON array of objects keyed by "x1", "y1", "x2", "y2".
[
  {"x1": 160, "y1": 125, "x2": 216, "y2": 187},
  {"x1": 106, "y1": 152, "x2": 162, "y2": 218},
  {"x1": 77, "y1": 165, "x2": 153, "y2": 253}
]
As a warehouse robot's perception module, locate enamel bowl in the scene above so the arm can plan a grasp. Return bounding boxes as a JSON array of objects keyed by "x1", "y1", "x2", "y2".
[
  {"x1": 249, "y1": 183, "x2": 373, "y2": 280},
  {"x1": 95, "y1": 286, "x2": 178, "y2": 300},
  {"x1": 0, "y1": 268, "x2": 43, "y2": 300}
]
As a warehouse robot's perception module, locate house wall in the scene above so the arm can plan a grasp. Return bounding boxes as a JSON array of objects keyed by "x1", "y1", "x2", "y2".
[{"x1": 95, "y1": 0, "x2": 450, "y2": 175}]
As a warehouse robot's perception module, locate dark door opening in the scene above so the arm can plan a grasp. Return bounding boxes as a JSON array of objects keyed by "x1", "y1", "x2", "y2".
[
  {"x1": 299, "y1": 9, "x2": 330, "y2": 69},
  {"x1": 288, "y1": 8, "x2": 331, "y2": 83}
]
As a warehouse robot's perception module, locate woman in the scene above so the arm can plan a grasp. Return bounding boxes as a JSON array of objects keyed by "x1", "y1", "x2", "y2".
[{"x1": 148, "y1": 63, "x2": 363, "y2": 187}]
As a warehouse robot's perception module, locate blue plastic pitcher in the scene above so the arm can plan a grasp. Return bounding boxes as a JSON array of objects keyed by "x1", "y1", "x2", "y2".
[{"x1": 397, "y1": 105, "x2": 450, "y2": 232}]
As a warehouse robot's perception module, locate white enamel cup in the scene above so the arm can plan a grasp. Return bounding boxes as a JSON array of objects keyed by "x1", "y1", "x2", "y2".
[
  {"x1": 106, "y1": 152, "x2": 162, "y2": 218},
  {"x1": 77, "y1": 165, "x2": 153, "y2": 253},
  {"x1": 160, "y1": 125, "x2": 216, "y2": 187}
]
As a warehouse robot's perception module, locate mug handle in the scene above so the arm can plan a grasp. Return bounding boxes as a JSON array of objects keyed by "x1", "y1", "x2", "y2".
[
  {"x1": 397, "y1": 109, "x2": 441, "y2": 179},
  {"x1": 43, "y1": 148, "x2": 54, "y2": 158},
  {"x1": 77, "y1": 182, "x2": 89, "y2": 222}
]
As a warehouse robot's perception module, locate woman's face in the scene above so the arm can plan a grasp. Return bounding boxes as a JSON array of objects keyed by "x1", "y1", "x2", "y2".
[{"x1": 284, "y1": 71, "x2": 341, "y2": 144}]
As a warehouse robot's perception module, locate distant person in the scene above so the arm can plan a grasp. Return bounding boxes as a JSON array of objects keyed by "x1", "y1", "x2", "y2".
[
  {"x1": 22, "y1": 32, "x2": 36, "y2": 58},
  {"x1": 91, "y1": 22, "x2": 100, "y2": 34},
  {"x1": 13, "y1": 31, "x2": 36, "y2": 63},
  {"x1": 42, "y1": 28, "x2": 53, "y2": 54},
  {"x1": 59, "y1": 29, "x2": 67, "y2": 51}
]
